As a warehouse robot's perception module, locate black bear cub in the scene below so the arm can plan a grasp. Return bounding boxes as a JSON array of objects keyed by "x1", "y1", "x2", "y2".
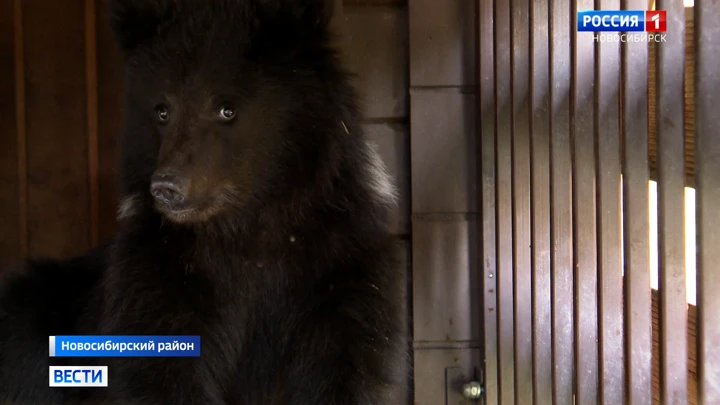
[{"x1": 0, "y1": 0, "x2": 407, "y2": 404}]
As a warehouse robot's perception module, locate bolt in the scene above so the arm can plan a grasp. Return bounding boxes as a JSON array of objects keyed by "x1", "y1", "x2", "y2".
[{"x1": 462, "y1": 381, "x2": 484, "y2": 400}]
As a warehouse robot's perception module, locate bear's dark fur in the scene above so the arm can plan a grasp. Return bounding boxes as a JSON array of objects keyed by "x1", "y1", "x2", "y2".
[{"x1": 0, "y1": 0, "x2": 408, "y2": 404}]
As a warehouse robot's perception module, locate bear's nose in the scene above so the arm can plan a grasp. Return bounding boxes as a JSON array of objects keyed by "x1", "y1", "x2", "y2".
[{"x1": 150, "y1": 173, "x2": 187, "y2": 209}]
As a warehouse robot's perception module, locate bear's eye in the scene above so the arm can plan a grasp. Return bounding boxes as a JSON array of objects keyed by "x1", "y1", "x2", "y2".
[
  {"x1": 218, "y1": 105, "x2": 236, "y2": 121},
  {"x1": 156, "y1": 105, "x2": 170, "y2": 123}
]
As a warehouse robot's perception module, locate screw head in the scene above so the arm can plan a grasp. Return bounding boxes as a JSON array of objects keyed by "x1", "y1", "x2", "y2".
[{"x1": 462, "y1": 381, "x2": 484, "y2": 400}]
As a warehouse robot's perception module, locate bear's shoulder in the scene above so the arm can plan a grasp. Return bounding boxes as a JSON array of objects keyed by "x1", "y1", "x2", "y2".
[{"x1": 0, "y1": 241, "x2": 110, "y2": 403}]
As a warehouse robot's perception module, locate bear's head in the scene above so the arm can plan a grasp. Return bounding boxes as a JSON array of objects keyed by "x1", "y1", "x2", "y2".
[{"x1": 108, "y1": 0, "x2": 379, "y2": 225}]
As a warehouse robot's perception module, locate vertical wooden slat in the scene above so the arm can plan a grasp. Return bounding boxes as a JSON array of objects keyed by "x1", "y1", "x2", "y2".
[
  {"x1": 648, "y1": 4, "x2": 697, "y2": 187},
  {"x1": 96, "y1": 0, "x2": 124, "y2": 241},
  {"x1": 687, "y1": 301, "x2": 698, "y2": 405},
  {"x1": 478, "y1": 0, "x2": 498, "y2": 403},
  {"x1": 682, "y1": 11, "x2": 695, "y2": 188},
  {"x1": 572, "y1": 1, "x2": 599, "y2": 403},
  {"x1": 23, "y1": 0, "x2": 90, "y2": 258},
  {"x1": 694, "y1": 0, "x2": 720, "y2": 403},
  {"x1": 13, "y1": 0, "x2": 27, "y2": 258},
  {"x1": 549, "y1": 0, "x2": 575, "y2": 402},
  {"x1": 0, "y1": 0, "x2": 20, "y2": 261},
  {"x1": 656, "y1": 1, "x2": 688, "y2": 404},
  {"x1": 594, "y1": 1, "x2": 624, "y2": 404},
  {"x1": 85, "y1": 0, "x2": 99, "y2": 247},
  {"x1": 621, "y1": 2, "x2": 652, "y2": 405},
  {"x1": 530, "y1": 0, "x2": 552, "y2": 402},
  {"x1": 511, "y1": 0, "x2": 532, "y2": 402},
  {"x1": 494, "y1": 0, "x2": 515, "y2": 402}
]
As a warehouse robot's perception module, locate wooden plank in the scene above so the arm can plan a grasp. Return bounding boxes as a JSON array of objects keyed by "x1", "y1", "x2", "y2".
[
  {"x1": 683, "y1": 11, "x2": 695, "y2": 186},
  {"x1": 687, "y1": 301, "x2": 698, "y2": 405},
  {"x1": 549, "y1": 0, "x2": 574, "y2": 402},
  {"x1": 530, "y1": 0, "x2": 552, "y2": 402},
  {"x1": 342, "y1": 4, "x2": 409, "y2": 120},
  {"x1": 95, "y1": 0, "x2": 123, "y2": 242},
  {"x1": 651, "y1": 291, "x2": 698, "y2": 405},
  {"x1": 595, "y1": 1, "x2": 624, "y2": 404},
  {"x1": 0, "y1": 0, "x2": 20, "y2": 261},
  {"x1": 655, "y1": 1, "x2": 688, "y2": 404},
  {"x1": 694, "y1": 0, "x2": 720, "y2": 403},
  {"x1": 648, "y1": 9, "x2": 697, "y2": 188},
  {"x1": 85, "y1": 0, "x2": 99, "y2": 247},
  {"x1": 23, "y1": 0, "x2": 90, "y2": 258},
  {"x1": 409, "y1": 88, "x2": 477, "y2": 214},
  {"x1": 14, "y1": 0, "x2": 27, "y2": 259},
  {"x1": 652, "y1": 291, "x2": 699, "y2": 405},
  {"x1": 621, "y1": 2, "x2": 652, "y2": 405},
  {"x1": 494, "y1": 0, "x2": 515, "y2": 402},
  {"x1": 572, "y1": 1, "x2": 599, "y2": 403},
  {"x1": 408, "y1": 0, "x2": 476, "y2": 87},
  {"x1": 478, "y1": 0, "x2": 498, "y2": 402},
  {"x1": 511, "y1": 0, "x2": 532, "y2": 402}
]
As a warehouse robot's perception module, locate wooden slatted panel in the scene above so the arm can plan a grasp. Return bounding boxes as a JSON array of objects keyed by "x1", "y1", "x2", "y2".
[
  {"x1": 549, "y1": 0, "x2": 575, "y2": 402},
  {"x1": 648, "y1": 8, "x2": 695, "y2": 186},
  {"x1": 530, "y1": 0, "x2": 552, "y2": 402}
]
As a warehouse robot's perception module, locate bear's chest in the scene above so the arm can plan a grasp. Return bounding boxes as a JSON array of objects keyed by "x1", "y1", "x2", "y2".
[{"x1": 97, "y1": 259, "x2": 300, "y2": 404}]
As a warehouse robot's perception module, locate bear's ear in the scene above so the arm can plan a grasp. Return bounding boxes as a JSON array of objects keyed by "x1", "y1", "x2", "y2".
[
  {"x1": 258, "y1": 0, "x2": 336, "y2": 33},
  {"x1": 106, "y1": 0, "x2": 175, "y2": 52}
]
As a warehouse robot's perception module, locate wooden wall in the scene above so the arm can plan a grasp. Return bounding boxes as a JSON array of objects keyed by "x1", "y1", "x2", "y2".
[
  {"x1": 0, "y1": 0, "x2": 123, "y2": 261},
  {"x1": 0, "y1": 0, "x2": 410, "y2": 262}
]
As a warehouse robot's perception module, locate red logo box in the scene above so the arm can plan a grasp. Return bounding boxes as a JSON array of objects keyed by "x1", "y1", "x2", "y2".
[{"x1": 646, "y1": 10, "x2": 667, "y2": 32}]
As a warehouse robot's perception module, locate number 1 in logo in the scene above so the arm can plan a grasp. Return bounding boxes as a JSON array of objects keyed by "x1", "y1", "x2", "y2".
[{"x1": 646, "y1": 10, "x2": 667, "y2": 32}]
